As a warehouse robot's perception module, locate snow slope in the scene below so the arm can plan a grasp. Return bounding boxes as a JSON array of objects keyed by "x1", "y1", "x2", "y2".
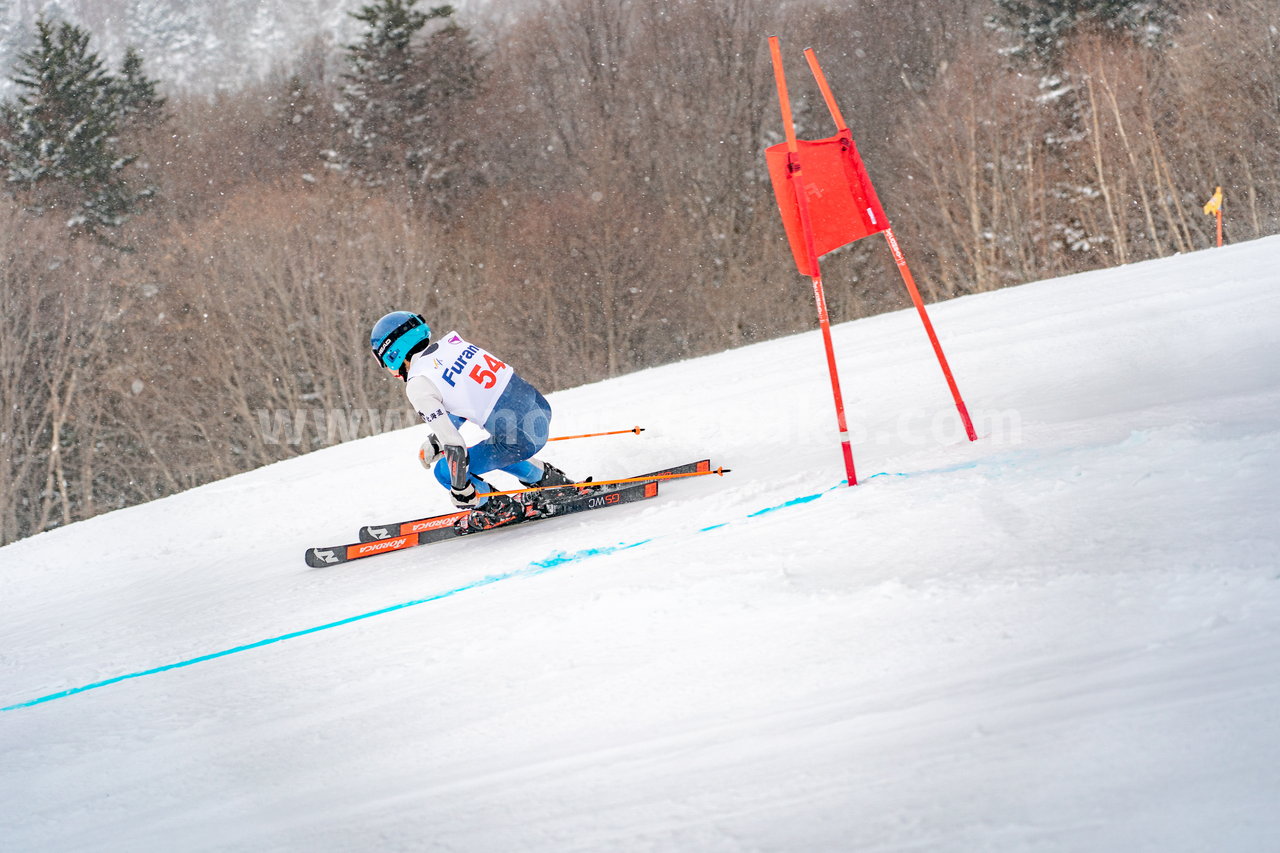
[{"x1": 3, "y1": 238, "x2": 1280, "y2": 852}]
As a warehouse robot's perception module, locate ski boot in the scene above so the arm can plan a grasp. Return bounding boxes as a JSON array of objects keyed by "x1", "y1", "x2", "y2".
[
  {"x1": 523, "y1": 461, "x2": 595, "y2": 514},
  {"x1": 455, "y1": 493, "x2": 538, "y2": 534},
  {"x1": 530, "y1": 461, "x2": 575, "y2": 489}
]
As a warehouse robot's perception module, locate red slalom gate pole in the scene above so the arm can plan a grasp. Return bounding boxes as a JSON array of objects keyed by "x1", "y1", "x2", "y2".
[
  {"x1": 804, "y1": 46, "x2": 977, "y2": 443},
  {"x1": 770, "y1": 36, "x2": 858, "y2": 486},
  {"x1": 882, "y1": 228, "x2": 977, "y2": 440}
]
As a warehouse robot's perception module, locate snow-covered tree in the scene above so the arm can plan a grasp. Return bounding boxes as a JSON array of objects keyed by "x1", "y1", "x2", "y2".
[
  {"x1": 339, "y1": 0, "x2": 434, "y2": 188},
  {"x1": 335, "y1": 0, "x2": 485, "y2": 208},
  {"x1": 989, "y1": 0, "x2": 1182, "y2": 66},
  {"x1": 121, "y1": 0, "x2": 208, "y2": 93},
  {"x1": 112, "y1": 46, "x2": 166, "y2": 126},
  {"x1": 0, "y1": 17, "x2": 161, "y2": 237}
]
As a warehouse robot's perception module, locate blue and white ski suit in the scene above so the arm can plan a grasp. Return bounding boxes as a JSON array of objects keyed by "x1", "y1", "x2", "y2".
[{"x1": 404, "y1": 331, "x2": 550, "y2": 493}]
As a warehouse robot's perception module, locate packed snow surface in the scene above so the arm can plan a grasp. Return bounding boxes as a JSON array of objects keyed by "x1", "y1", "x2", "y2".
[{"x1": 3, "y1": 238, "x2": 1279, "y2": 851}]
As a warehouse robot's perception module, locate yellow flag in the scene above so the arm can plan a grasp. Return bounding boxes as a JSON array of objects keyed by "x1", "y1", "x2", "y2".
[{"x1": 1203, "y1": 186, "x2": 1223, "y2": 216}]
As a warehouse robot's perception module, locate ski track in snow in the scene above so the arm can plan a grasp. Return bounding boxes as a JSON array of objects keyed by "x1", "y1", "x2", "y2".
[{"x1": 2, "y1": 238, "x2": 1280, "y2": 851}]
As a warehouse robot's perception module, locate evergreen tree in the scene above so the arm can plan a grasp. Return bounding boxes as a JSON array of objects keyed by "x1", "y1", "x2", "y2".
[
  {"x1": 989, "y1": 0, "x2": 1182, "y2": 67},
  {"x1": 112, "y1": 47, "x2": 167, "y2": 130},
  {"x1": 0, "y1": 17, "x2": 160, "y2": 237},
  {"x1": 336, "y1": 0, "x2": 485, "y2": 207},
  {"x1": 406, "y1": 19, "x2": 485, "y2": 201}
]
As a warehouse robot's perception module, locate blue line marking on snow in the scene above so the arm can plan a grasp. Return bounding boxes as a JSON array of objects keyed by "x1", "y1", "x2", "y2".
[
  {"x1": 864, "y1": 471, "x2": 909, "y2": 481},
  {"x1": 2, "y1": 460, "x2": 976, "y2": 713},
  {"x1": 1, "y1": 539, "x2": 660, "y2": 713},
  {"x1": 527, "y1": 539, "x2": 652, "y2": 571},
  {"x1": 0, "y1": 573, "x2": 512, "y2": 712},
  {"x1": 746, "y1": 488, "x2": 831, "y2": 517}
]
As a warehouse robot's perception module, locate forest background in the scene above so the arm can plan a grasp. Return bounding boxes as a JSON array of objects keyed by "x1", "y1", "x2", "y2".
[{"x1": 1, "y1": 0, "x2": 1277, "y2": 545}]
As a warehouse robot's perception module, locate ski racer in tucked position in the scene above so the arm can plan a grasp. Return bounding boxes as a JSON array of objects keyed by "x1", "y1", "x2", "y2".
[{"x1": 370, "y1": 311, "x2": 578, "y2": 532}]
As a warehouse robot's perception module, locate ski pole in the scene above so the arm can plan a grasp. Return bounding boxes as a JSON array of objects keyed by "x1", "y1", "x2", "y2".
[
  {"x1": 479, "y1": 466, "x2": 731, "y2": 498},
  {"x1": 548, "y1": 426, "x2": 645, "y2": 442}
]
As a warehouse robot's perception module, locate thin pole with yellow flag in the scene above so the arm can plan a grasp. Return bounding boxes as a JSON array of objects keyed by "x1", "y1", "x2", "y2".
[{"x1": 1203, "y1": 186, "x2": 1224, "y2": 247}]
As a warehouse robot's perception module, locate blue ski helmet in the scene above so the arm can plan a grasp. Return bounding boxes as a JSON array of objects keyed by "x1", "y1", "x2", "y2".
[{"x1": 371, "y1": 311, "x2": 431, "y2": 375}]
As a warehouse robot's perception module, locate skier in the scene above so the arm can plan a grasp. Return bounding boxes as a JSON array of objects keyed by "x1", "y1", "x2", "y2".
[{"x1": 370, "y1": 311, "x2": 577, "y2": 531}]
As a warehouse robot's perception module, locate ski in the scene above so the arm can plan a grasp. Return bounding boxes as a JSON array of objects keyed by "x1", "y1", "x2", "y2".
[
  {"x1": 357, "y1": 459, "x2": 712, "y2": 542},
  {"x1": 304, "y1": 479, "x2": 660, "y2": 568}
]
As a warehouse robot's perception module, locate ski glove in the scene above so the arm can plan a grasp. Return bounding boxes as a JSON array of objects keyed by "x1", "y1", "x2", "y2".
[
  {"x1": 419, "y1": 434, "x2": 444, "y2": 469},
  {"x1": 449, "y1": 482, "x2": 481, "y2": 508}
]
